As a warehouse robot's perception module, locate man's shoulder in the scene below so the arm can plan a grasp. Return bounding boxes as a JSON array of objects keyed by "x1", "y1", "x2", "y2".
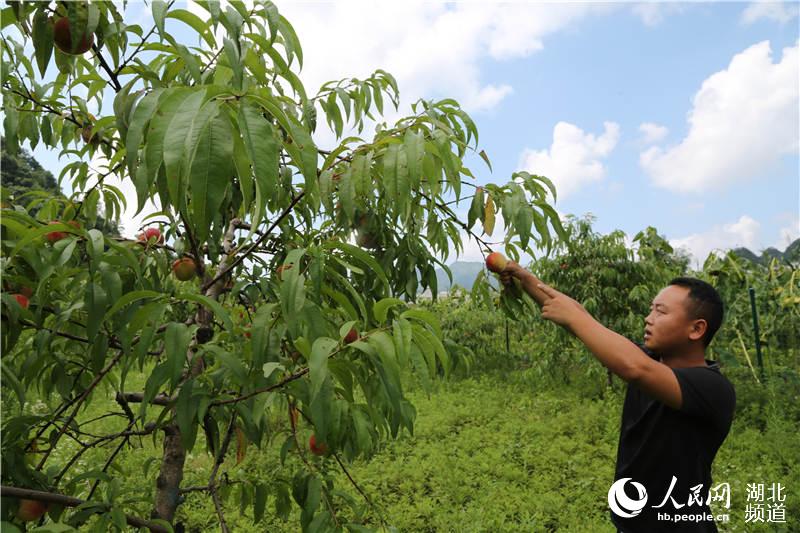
[
  {"x1": 674, "y1": 362, "x2": 737, "y2": 420},
  {"x1": 673, "y1": 359, "x2": 733, "y2": 388}
]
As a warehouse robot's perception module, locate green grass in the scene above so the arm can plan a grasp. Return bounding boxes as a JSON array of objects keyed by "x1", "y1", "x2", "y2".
[{"x1": 8, "y1": 359, "x2": 799, "y2": 532}]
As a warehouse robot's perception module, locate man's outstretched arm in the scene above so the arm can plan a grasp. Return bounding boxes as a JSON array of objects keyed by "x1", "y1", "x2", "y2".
[{"x1": 501, "y1": 262, "x2": 682, "y2": 409}]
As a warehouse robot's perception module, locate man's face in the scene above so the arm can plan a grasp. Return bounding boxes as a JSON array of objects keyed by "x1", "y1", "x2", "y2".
[{"x1": 644, "y1": 285, "x2": 704, "y2": 353}]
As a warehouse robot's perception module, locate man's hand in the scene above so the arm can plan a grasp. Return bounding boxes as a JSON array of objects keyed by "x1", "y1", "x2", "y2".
[
  {"x1": 497, "y1": 261, "x2": 552, "y2": 309},
  {"x1": 537, "y1": 283, "x2": 589, "y2": 329},
  {"x1": 499, "y1": 260, "x2": 523, "y2": 286}
]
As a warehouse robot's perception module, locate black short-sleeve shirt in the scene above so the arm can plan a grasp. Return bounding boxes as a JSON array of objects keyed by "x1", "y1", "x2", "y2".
[{"x1": 611, "y1": 346, "x2": 736, "y2": 532}]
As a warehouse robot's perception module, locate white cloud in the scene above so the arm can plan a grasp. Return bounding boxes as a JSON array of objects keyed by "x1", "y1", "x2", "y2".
[
  {"x1": 741, "y1": 1, "x2": 800, "y2": 25},
  {"x1": 670, "y1": 215, "x2": 761, "y2": 264},
  {"x1": 641, "y1": 40, "x2": 799, "y2": 193},
  {"x1": 639, "y1": 122, "x2": 668, "y2": 144},
  {"x1": 517, "y1": 121, "x2": 620, "y2": 200},
  {"x1": 273, "y1": 2, "x2": 611, "y2": 119},
  {"x1": 775, "y1": 212, "x2": 800, "y2": 248},
  {"x1": 632, "y1": 2, "x2": 686, "y2": 26}
]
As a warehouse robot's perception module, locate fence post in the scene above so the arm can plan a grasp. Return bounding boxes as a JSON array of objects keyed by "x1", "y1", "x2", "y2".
[
  {"x1": 505, "y1": 318, "x2": 510, "y2": 352},
  {"x1": 748, "y1": 287, "x2": 765, "y2": 382}
]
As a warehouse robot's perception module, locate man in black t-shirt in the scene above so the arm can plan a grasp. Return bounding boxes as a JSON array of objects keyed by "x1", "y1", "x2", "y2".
[{"x1": 499, "y1": 266, "x2": 736, "y2": 533}]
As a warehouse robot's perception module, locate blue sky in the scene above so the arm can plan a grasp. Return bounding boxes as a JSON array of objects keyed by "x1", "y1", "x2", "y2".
[
  {"x1": 460, "y1": 2, "x2": 799, "y2": 264},
  {"x1": 14, "y1": 1, "x2": 800, "y2": 267}
]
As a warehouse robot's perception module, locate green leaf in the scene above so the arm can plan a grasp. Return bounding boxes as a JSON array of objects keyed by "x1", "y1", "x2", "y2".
[
  {"x1": 209, "y1": 346, "x2": 248, "y2": 384},
  {"x1": 319, "y1": 168, "x2": 333, "y2": 212},
  {"x1": 105, "y1": 240, "x2": 144, "y2": 283},
  {"x1": 186, "y1": 103, "x2": 233, "y2": 244},
  {"x1": 468, "y1": 186, "x2": 484, "y2": 230},
  {"x1": 484, "y1": 195, "x2": 496, "y2": 236},
  {"x1": 339, "y1": 166, "x2": 355, "y2": 222},
  {"x1": 2, "y1": 95, "x2": 18, "y2": 154},
  {"x1": 141, "y1": 362, "x2": 171, "y2": 418},
  {"x1": 262, "y1": 362, "x2": 284, "y2": 379},
  {"x1": 176, "y1": 292, "x2": 234, "y2": 332},
  {"x1": 86, "y1": 229, "x2": 104, "y2": 260},
  {"x1": 374, "y1": 297, "x2": 405, "y2": 324},
  {"x1": 104, "y1": 290, "x2": 162, "y2": 322},
  {"x1": 367, "y1": 331, "x2": 403, "y2": 414},
  {"x1": 239, "y1": 98, "x2": 279, "y2": 217},
  {"x1": 324, "y1": 241, "x2": 391, "y2": 295},
  {"x1": 383, "y1": 143, "x2": 409, "y2": 219},
  {"x1": 285, "y1": 116, "x2": 318, "y2": 189},
  {"x1": 176, "y1": 379, "x2": 198, "y2": 450},
  {"x1": 232, "y1": 126, "x2": 253, "y2": 210},
  {"x1": 223, "y1": 37, "x2": 242, "y2": 89},
  {"x1": 32, "y1": 7, "x2": 53, "y2": 77},
  {"x1": 408, "y1": 343, "x2": 432, "y2": 393},
  {"x1": 1, "y1": 7, "x2": 17, "y2": 30},
  {"x1": 4, "y1": 219, "x2": 74, "y2": 261},
  {"x1": 253, "y1": 483, "x2": 268, "y2": 524},
  {"x1": 152, "y1": 0, "x2": 167, "y2": 36},
  {"x1": 309, "y1": 337, "x2": 337, "y2": 401},
  {"x1": 85, "y1": 282, "x2": 107, "y2": 342},
  {"x1": 166, "y1": 9, "x2": 216, "y2": 48},
  {"x1": 404, "y1": 129, "x2": 424, "y2": 187},
  {"x1": 325, "y1": 90, "x2": 343, "y2": 137},
  {"x1": 516, "y1": 205, "x2": 533, "y2": 249},
  {"x1": 280, "y1": 272, "x2": 306, "y2": 336},
  {"x1": 413, "y1": 323, "x2": 450, "y2": 376},
  {"x1": 394, "y1": 317, "x2": 413, "y2": 369},
  {"x1": 165, "y1": 322, "x2": 192, "y2": 388},
  {"x1": 126, "y1": 89, "x2": 165, "y2": 212},
  {"x1": 536, "y1": 200, "x2": 566, "y2": 241},
  {"x1": 1, "y1": 362, "x2": 25, "y2": 408},
  {"x1": 400, "y1": 308, "x2": 443, "y2": 339},
  {"x1": 531, "y1": 173, "x2": 557, "y2": 202},
  {"x1": 144, "y1": 88, "x2": 194, "y2": 198},
  {"x1": 350, "y1": 151, "x2": 371, "y2": 197},
  {"x1": 335, "y1": 87, "x2": 351, "y2": 119},
  {"x1": 277, "y1": 15, "x2": 303, "y2": 69},
  {"x1": 90, "y1": 339, "x2": 109, "y2": 384},
  {"x1": 532, "y1": 209, "x2": 550, "y2": 250},
  {"x1": 162, "y1": 89, "x2": 209, "y2": 213},
  {"x1": 251, "y1": 303, "x2": 278, "y2": 367},
  {"x1": 322, "y1": 286, "x2": 358, "y2": 322},
  {"x1": 325, "y1": 268, "x2": 367, "y2": 324}
]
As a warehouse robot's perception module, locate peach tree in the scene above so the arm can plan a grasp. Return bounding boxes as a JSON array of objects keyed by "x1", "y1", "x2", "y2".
[{"x1": 1, "y1": 1, "x2": 563, "y2": 530}]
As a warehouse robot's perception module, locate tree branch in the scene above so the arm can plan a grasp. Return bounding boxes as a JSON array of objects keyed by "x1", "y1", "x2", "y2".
[
  {"x1": 209, "y1": 414, "x2": 237, "y2": 533},
  {"x1": 0, "y1": 485, "x2": 169, "y2": 532},
  {"x1": 35, "y1": 349, "x2": 126, "y2": 471},
  {"x1": 201, "y1": 190, "x2": 306, "y2": 293},
  {"x1": 90, "y1": 43, "x2": 122, "y2": 92},
  {"x1": 117, "y1": 392, "x2": 173, "y2": 406},
  {"x1": 114, "y1": 14, "x2": 165, "y2": 76}
]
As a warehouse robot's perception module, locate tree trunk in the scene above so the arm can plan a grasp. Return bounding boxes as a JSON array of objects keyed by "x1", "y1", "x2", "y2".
[
  {"x1": 152, "y1": 221, "x2": 237, "y2": 524},
  {"x1": 154, "y1": 425, "x2": 185, "y2": 522}
]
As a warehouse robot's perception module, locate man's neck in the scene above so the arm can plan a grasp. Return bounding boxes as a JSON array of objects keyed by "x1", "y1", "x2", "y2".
[{"x1": 657, "y1": 345, "x2": 708, "y2": 368}]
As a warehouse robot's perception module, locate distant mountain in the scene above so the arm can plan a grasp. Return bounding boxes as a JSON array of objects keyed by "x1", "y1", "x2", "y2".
[
  {"x1": 731, "y1": 247, "x2": 761, "y2": 264},
  {"x1": 430, "y1": 261, "x2": 501, "y2": 293},
  {"x1": 732, "y1": 238, "x2": 800, "y2": 265},
  {"x1": 434, "y1": 261, "x2": 485, "y2": 292},
  {"x1": 430, "y1": 237, "x2": 800, "y2": 294},
  {"x1": 786, "y1": 239, "x2": 800, "y2": 263},
  {"x1": 1, "y1": 141, "x2": 121, "y2": 237}
]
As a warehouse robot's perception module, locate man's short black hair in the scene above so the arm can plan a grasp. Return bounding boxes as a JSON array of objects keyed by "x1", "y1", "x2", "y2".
[{"x1": 669, "y1": 277, "x2": 724, "y2": 347}]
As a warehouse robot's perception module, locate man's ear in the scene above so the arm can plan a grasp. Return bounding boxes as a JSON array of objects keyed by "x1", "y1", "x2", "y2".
[{"x1": 688, "y1": 318, "x2": 708, "y2": 343}]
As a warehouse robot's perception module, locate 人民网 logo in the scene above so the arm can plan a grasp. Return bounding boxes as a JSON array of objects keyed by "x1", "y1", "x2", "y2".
[{"x1": 608, "y1": 478, "x2": 649, "y2": 518}]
